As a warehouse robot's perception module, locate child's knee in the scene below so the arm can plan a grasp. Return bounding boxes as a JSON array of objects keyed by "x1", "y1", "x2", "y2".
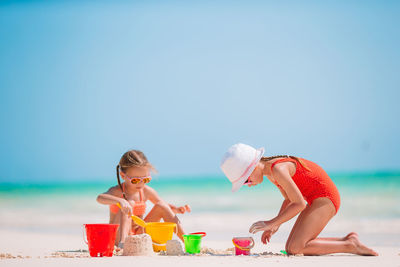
[
  {"x1": 153, "y1": 202, "x2": 170, "y2": 212},
  {"x1": 286, "y1": 241, "x2": 305, "y2": 255}
]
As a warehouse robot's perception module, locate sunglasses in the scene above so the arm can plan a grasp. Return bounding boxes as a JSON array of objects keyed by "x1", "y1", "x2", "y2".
[
  {"x1": 124, "y1": 174, "x2": 152, "y2": 184},
  {"x1": 244, "y1": 177, "x2": 252, "y2": 185}
]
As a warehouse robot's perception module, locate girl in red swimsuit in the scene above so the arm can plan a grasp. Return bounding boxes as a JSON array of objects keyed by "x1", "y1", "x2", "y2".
[
  {"x1": 221, "y1": 143, "x2": 378, "y2": 256},
  {"x1": 97, "y1": 150, "x2": 191, "y2": 246}
]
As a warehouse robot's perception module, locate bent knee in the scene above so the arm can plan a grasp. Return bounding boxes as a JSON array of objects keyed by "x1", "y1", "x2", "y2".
[
  {"x1": 286, "y1": 241, "x2": 305, "y2": 255},
  {"x1": 153, "y1": 202, "x2": 170, "y2": 211}
]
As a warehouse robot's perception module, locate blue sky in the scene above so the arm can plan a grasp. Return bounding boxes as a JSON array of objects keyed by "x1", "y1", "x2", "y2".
[{"x1": 0, "y1": 1, "x2": 399, "y2": 182}]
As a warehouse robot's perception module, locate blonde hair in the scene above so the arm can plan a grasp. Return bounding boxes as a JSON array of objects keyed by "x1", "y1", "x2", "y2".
[
  {"x1": 116, "y1": 150, "x2": 156, "y2": 199},
  {"x1": 261, "y1": 155, "x2": 310, "y2": 171}
]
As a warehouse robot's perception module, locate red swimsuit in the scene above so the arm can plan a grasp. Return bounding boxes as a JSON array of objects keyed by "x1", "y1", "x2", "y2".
[{"x1": 271, "y1": 158, "x2": 340, "y2": 213}]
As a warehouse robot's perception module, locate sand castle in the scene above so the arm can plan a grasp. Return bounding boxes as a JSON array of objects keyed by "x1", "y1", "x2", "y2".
[
  {"x1": 122, "y1": 234, "x2": 154, "y2": 256},
  {"x1": 166, "y1": 240, "x2": 184, "y2": 256}
]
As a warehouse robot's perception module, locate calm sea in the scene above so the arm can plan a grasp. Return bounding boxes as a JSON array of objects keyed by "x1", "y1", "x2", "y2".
[{"x1": 1, "y1": 172, "x2": 399, "y2": 214}]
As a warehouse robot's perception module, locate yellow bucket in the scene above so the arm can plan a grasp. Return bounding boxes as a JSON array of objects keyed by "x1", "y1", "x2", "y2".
[{"x1": 145, "y1": 222, "x2": 176, "y2": 252}]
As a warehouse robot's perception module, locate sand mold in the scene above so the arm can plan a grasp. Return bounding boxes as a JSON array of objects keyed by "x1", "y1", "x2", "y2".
[{"x1": 123, "y1": 234, "x2": 154, "y2": 256}]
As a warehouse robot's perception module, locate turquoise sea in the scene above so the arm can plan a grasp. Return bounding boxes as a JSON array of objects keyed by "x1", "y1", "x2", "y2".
[
  {"x1": 1, "y1": 172, "x2": 400, "y2": 246},
  {"x1": 1, "y1": 172, "x2": 400, "y2": 213}
]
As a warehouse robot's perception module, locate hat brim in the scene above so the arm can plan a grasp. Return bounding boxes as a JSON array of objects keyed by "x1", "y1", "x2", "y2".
[{"x1": 231, "y1": 147, "x2": 265, "y2": 192}]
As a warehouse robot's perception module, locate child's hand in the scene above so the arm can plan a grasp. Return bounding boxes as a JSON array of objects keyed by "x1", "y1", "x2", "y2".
[
  {"x1": 176, "y1": 205, "x2": 191, "y2": 214},
  {"x1": 118, "y1": 199, "x2": 133, "y2": 215},
  {"x1": 249, "y1": 220, "x2": 276, "y2": 234},
  {"x1": 261, "y1": 225, "x2": 279, "y2": 244}
]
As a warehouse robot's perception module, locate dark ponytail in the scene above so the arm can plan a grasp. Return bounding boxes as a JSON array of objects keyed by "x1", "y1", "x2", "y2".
[
  {"x1": 261, "y1": 155, "x2": 310, "y2": 171},
  {"x1": 116, "y1": 165, "x2": 127, "y2": 200}
]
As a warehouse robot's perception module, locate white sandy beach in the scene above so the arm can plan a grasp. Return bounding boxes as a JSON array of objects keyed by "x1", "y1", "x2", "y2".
[
  {"x1": 1, "y1": 192, "x2": 400, "y2": 266},
  {"x1": 0, "y1": 228, "x2": 399, "y2": 267},
  {"x1": 1, "y1": 180, "x2": 399, "y2": 266}
]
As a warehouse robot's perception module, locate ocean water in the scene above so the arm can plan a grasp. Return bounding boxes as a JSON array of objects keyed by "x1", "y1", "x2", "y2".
[{"x1": 1, "y1": 172, "x2": 400, "y2": 246}]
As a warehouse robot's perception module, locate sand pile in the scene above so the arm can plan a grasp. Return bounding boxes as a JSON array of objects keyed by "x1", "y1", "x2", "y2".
[
  {"x1": 0, "y1": 253, "x2": 30, "y2": 259},
  {"x1": 123, "y1": 234, "x2": 154, "y2": 256},
  {"x1": 166, "y1": 240, "x2": 184, "y2": 256},
  {"x1": 50, "y1": 251, "x2": 90, "y2": 258},
  {"x1": 200, "y1": 247, "x2": 234, "y2": 256}
]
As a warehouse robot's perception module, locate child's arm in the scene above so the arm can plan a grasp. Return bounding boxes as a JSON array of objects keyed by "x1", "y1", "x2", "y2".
[
  {"x1": 96, "y1": 186, "x2": 132, "y2": 215},
  {"x1": 145, "y1": 186, "x2": 190, "y2": 214},
  {"x1": 250, "y1": 165, "x2": 306, "y2": 234},
  {"x1": 169, "y1": 204, "x2": 191, "y2": 214},
  {"x1": 260, "y1": 198, "x2": 290, "y2": 244},
  {"x1": 145, "y1": 185, "x2": 167, "y2": 205},
  {"x1": 276, "y1": 187, "x2": 291, "y2": 219},
  {"x1": 266, "y1": 166, "x2": 306, "y2": 227}
]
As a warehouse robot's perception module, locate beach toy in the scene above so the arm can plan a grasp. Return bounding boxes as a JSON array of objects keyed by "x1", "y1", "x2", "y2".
[
  {"x1": 116, "y1": 202, "x2": 176, "y2": 252},
  {"x1": 166, "y1": 240, "x2": 184, "y2": 256},
  {"x1": 131, "y1": 214, "x2": 147, "y2": 228},
  {"x1": 232, "y1": 237, "x2": 254, "y2": 256},
  {"x1": 83, "y1": 224, "x2": 119, "y2": 257},
  {"x1": 122, "y1": 233, "x2": 154, "y2": 256},
  {"x1": 280, "y1": 250, "x2": 288, "y2": 255},
  {"x1": 183, "y1": 232, "x2": 207, "y2": 254},
  {"x1": 116, "y1": 203, "x2": 147, "y2": 227},
  {"x1": 145, "y1": 222, "x2": 177, "y2": 252}
]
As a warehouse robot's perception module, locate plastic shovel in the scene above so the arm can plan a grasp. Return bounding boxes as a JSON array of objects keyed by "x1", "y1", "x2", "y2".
[
  {"x1": 116, "y1": 203, "x2": 147, "y2": 227},
  {"x1": 116, "y1": 203, "x2": 176, "y2": 252}
]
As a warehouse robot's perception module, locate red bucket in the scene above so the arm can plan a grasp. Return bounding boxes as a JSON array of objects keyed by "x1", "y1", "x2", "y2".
[{"x1": 83, "y1": 224, "x2": 119, "y2": 257}]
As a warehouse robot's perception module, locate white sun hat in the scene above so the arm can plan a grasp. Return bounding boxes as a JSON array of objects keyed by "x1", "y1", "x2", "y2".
[{"x1": 220, "y1": 143, "x2": 265, "y2": 192}]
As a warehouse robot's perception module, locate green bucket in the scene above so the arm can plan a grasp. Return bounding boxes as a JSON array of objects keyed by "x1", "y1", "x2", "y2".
[{"x1": 183, "y1": 232, "x2": 206, "y2": 254}]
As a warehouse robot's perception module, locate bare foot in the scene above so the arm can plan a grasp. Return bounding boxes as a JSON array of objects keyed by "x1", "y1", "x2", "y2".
[
  {"x1": 348, "y1": 235, "x2": 379, "y2": 256},
  {"x1": 343, "y1": 232, "x2": 358, "y2": 241}
]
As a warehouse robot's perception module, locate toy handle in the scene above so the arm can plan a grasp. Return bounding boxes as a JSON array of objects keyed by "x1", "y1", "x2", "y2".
[
  {"x1": 232, "y1": 237, "x2": 255, "y2": 251},
  {"x1": 232, "y1": 239, "x2": 247, "y2": 251},
  {"x1": 189, "y1": 232, "x2": 207, "y2": 237},
  {"x1": 83, "y1": 225, "x2": 88, "y2": 244},
  {"x1": 248, "y1": 237, "x2": 255, "y2": 249}
]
